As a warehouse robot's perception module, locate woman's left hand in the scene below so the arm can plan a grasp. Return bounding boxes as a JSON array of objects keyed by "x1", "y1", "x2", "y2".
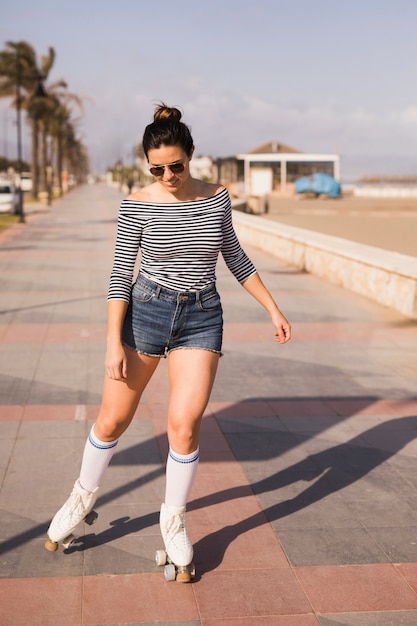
[
  {"x1": 272, "y1": 310, "x2": 291, "y2": 344},
  {"x1": 241, "y1": 273, "x2": 291, "y2": 344}
]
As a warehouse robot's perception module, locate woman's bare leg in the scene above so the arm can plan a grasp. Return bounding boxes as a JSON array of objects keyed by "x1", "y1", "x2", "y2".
[
  {"x1": 47, "y1": 349, "x2": 160, "y2": 547},
  {"x1": 78, "y1": 348, "x2": 160, "y2": 490},
  {"x1": 95, "y1": 348, "x2": 160, "y2": 441},
  {"x1": 167, "y1": 349, "x2": 220, "y2": 454},
  {"x1": 159, "y1": 349, "x2": 219, "y2": 569}
]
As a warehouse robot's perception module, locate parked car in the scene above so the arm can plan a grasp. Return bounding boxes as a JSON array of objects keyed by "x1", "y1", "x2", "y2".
[
  {"x1": 0, "y1": 182, "x2": 19, "y2": 213},
  {"x1": 295, "y1": 172, "x2": 341, "y2": 198}
]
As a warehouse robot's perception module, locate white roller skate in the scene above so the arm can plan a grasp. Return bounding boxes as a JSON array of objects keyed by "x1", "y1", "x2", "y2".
[
  {"x1": 44, "y1": 479, "x2": 99, "y2": 552},
  {"x1": 155, "y1": 503, "x2": 195, "y2": 582}
]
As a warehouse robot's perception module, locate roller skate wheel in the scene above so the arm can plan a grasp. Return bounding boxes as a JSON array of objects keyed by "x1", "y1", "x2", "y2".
[
  {"x1": 85, "y1": 510, "x2": 98, "y2": 525},
  {"x1": 155, "y1": 549, "x2": 167, "y2": 566},
  {"x1": 62, "y1": 534, "x2": 76, "y2": 549},
  {"x1": 44, "y1": 539, "x2": 58, "y2": 552},
  {"x1": 164, "y1": 563, "x2": 176, "y2": 582},
  {"x1": 176, "y1": 564, "x2": 194, "y2": 583}
]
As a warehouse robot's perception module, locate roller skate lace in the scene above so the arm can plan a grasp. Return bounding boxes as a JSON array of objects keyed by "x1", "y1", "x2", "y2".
[
  {"x1": 47, "y1": 479, "x2": 98, "y2": 542},
  {"x1": 161, "y1": 504, "x2": 193, "y2": 567}
]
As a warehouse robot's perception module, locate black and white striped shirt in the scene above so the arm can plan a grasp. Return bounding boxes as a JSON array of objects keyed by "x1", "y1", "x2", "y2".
[{"x1": 108, "y1": 187, "x2": 256, "y2": 301}]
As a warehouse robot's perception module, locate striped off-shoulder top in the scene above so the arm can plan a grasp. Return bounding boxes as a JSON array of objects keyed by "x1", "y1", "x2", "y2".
[{"x1": 108, "y1": 187, "x2": 257, "y2": 301}]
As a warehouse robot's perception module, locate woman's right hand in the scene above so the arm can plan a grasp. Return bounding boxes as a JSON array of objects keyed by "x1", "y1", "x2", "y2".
[
  {"x1": 105, "y1": 300, "x2": 129, "y2": 380},
  {"x1": 104, "y1": 341, "x2": 128, "y2": 380}
]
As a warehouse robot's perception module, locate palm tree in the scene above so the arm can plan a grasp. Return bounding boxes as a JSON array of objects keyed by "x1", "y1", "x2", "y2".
[
  {"x1": 0, "y1": 41, "x2": 56, "y2": 197},
  {"x1": 61, "y1": 120, "x2": 89, "y2": 186},
  {"x1": 44, "y1": 89, "x2": 86, "y2": 196},
  {"x1": 46, "y1": 98, "x2": 70, "y2": 196}
]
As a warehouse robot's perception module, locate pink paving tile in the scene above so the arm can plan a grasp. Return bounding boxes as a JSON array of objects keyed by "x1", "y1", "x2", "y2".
[
  {"x1": 194, "y1": 568, "x2": 312, "y2": 619},
  {"x1": 224, "y1": 322, "x2": 274, "y2": 343},
  {"x1": 0, "y1": 405, "x2": 24, "y2": 421},
  {"x1": 193, "y1": 462, "x2": 249, "y2": 484},
  {"x1": 21, "y1": 404, "x2": 99, "y2": 421},
  {"x1": 270, "y1": 397, "x2": 417, "y2": 418},
  {"x1": 351, "y1": 398, "x2": 417, "y2": 417},
  {"x1": 295, "y1": 564, "x2": 417, "y2": 613},
  {"x1": 320, "y1": 398, "x2": 417, "y2": 418},
  {"x1": 200, "y1": 418, "x2": 233, "y2": 444},
  {"x1": 190, "y1": 493, "x2": 264, "y2": 529},
  {"x1": 200, "y1": 414, "x2": 227, "y2": 433},
  {"x1": 0, "y1": 577, "x2": 82, "y2": 626},
  {"x1": 202, "y1": 616, "x2": 320, "y2": 626},
  {"x1": 224, "y1": 321, "x2": 408, "y2": 344},
  {"x1": 200, "y1": 450, "x2": 242, "y2": 467},
  {"x1": 325, "y1": 398, "x2": 384, "y2": 417},
  {"x1": 0, "y1": 323, "x2": 46, "y2": 343},
  {"x1": 216, "y1": 522, "x2": 289, "y2": 570},
  {"x1": 83, "y1": 573, "x2": 198, "y2": 624},
  {"x1": 397, "y1": 563, "x2": 417, "y2": 594},
  {"x1": 198, "y1": 456, "x2": 244, "y2": 476}
]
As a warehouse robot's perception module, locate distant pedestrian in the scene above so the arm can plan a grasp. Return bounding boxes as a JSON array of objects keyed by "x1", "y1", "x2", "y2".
[
  {"x1": 45, "y1": 102, "x2": 291, "y2": 580},
  {"x1": 126, "y1": 178, "x2": 134, "y2": 193}
]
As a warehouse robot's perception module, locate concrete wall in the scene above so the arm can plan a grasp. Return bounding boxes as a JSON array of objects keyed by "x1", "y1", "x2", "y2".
[{"x1": 232, "y1": 209, "x2": 417, "y2": 319}]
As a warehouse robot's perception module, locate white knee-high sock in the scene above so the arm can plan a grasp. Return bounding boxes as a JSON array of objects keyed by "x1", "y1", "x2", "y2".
[
  {"x1": 79, "y1": 425, "x2": 119, "y2": 492},
  {"x1": 164, "y1": 447, "x2": 200, "y2": 508}
]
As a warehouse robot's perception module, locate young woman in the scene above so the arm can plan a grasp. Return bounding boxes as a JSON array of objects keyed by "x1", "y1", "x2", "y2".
[{"x1": 46, "y1": 103, "x2": 291, "y2": 580}]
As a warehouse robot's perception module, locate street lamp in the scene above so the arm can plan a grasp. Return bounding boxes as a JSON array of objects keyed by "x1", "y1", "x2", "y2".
[
  {"x1": 15, "y1": 48, "x2": 24, "y2": 222},
  {"x1": 46, "y1": 136, "x2": 53, "y2": 205}
]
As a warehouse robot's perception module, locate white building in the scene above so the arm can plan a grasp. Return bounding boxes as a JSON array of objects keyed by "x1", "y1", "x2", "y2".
[{"x1": 237, "y1": 142, "x2": 340, "y2": 196}]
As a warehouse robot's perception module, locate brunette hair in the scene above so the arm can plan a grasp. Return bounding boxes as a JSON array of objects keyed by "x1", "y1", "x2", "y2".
[{"x1": 142, "y1": 102, "x2": 194, "y2": 159}]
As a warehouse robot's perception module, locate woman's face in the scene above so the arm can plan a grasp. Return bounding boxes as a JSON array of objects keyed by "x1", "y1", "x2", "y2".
[{"x1": 147, "y1": 144, "x2": 193, "y2": 193}]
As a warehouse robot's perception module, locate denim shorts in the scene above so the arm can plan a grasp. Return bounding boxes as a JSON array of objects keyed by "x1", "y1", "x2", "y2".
[{"x1": 122, "y1": 275, "x2": 223, "y2": 357}]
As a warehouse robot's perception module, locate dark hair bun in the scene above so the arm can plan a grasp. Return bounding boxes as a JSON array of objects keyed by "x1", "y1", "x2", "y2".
[
  {"x1": 143, "y1": 102, "x2": 193, "y2": 157},
  {"x1": 154, "y1": 102, "x2": 182, "y2": 123}
]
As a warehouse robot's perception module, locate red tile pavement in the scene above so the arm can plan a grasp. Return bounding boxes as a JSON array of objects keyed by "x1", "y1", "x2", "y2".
[
  {"x1": 193, "y1": 569, "x2": 312, "y2": 620},
  {"x1": 83, "y1": 574, "x2": 199, "y2": 624},
  {"x1": 295, "y1": 564, "x2": 417, "y2": 613},
  {"x1": 397, "y1": 563, "x2": 417, "y2": 594},
  {"x1": 0, "y1": 577, "x2": 83, "y2": 626},
  {"x1": 0, "y1": 404, "x2": 100, "y2": 421}
]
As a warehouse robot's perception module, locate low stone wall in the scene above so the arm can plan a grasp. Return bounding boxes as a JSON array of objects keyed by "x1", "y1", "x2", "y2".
[
  {"x1": 232, "y1": 210, "x2": 417, "y2": 318},
  {"x1": 354, "y1": 185, "x2": 417, "y2": 198}
]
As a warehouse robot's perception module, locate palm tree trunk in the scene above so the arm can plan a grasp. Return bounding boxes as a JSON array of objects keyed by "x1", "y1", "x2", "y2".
[
  {"x1": 55, "y1": 135, "x2": 63, "y2": 196},
  {"x1": 30, "y1": 118, "x2": 39, "y2": 199},
  {"x1": 39, "y1": 122, "x2": 47, "y2": 194}
]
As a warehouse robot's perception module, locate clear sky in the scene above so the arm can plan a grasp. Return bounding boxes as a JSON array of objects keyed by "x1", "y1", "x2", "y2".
[{"x1": 1, "y1": 0, "x2": 417, "y2": 180}]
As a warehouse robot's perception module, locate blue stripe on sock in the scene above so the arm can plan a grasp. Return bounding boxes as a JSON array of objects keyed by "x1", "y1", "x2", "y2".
[
  {"x1": 88, "y1": 433, "x2": 119, "y2": 450},
  {"x1": 169, "y1": 449, "x2": 199, "y2": 464}
]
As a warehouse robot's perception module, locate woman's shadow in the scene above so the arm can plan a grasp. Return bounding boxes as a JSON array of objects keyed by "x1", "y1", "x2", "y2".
[{"x1": 188, "y1": 414, "x2": 417, "y2": 576}]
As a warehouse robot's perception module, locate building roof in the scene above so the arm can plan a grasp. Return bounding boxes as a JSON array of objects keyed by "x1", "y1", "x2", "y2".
[{"x1": 245, "y1": 141, "x2": 302, "y2": 155}]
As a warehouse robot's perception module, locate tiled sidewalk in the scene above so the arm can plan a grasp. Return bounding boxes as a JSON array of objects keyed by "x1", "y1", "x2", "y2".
[{"x1": 0, "y1": 185, "x2": 416, "y2": 625}]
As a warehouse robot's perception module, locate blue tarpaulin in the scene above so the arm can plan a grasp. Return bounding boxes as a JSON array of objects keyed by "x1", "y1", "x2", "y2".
[{"x1": 295, "y1": 172, "x2": 341, "y2": 198}]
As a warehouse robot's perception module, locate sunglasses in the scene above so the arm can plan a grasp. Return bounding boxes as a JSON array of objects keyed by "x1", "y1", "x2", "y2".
[{"x1": 149, "y1": 162, "x2": 185, "y2": 177}]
